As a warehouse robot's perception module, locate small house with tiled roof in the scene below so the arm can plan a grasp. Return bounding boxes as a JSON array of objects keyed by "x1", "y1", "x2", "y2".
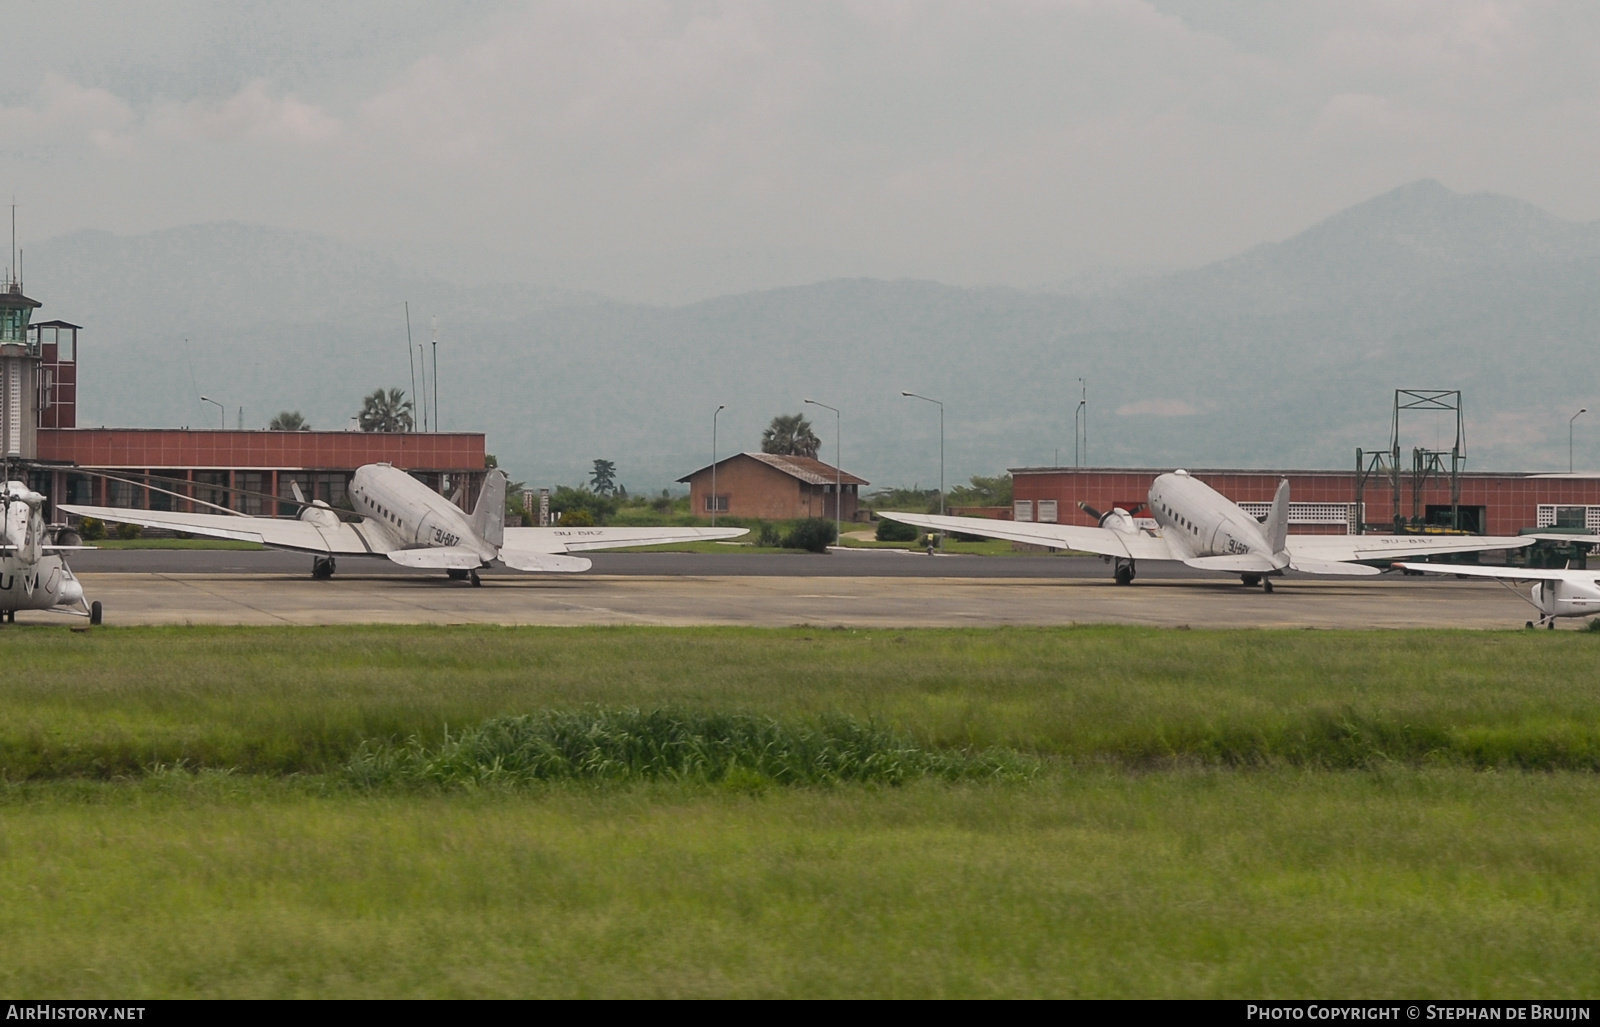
[{"x1": 677, "y1": 452, "x2": 869, "y2": 522}]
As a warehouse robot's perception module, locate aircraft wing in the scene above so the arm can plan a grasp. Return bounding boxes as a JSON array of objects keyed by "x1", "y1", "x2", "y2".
[
  {"x1": 59, "y1": 504, "x2": 397, "y2": 555},
  {"x1": 1285, "y1": 534, "x2": 1535, "y2": 564},
  {"x1": 1393, "y1": 562, "x2": 1585, "y2": 582},
  {"x1": 877, "y1": 512, "x2": 1176, "y2": 560},
  {"x1": 500, "y1": 525, "x2": 749, "y2": 554}
]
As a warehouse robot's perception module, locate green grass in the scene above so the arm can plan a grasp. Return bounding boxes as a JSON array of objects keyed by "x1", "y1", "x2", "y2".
[
  {"x1": 2, "y1": 769, "x2": 1598, "y2": 997},
  {"x1": 2, "y1": 625, "x2": 1600, "y2": 777},
  {"x1": 6, "y1": 624, "x2": 1600, "y2": 996}
]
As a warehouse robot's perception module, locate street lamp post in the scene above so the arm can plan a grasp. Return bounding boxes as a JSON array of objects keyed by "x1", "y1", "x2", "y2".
[
  {"x1": 804, "y1": 398, "x2": 841, "y2": 547},
  {"x1": 900, "y1": 392, "x2": 944, "y2": 517},
  {"x1": 199, "y1": 396, "x2": 225, "y2": 430},
  {"x1": 1572, "y1": 408, "x2": 1588, "y2": 473},
  {"x1": 711, "y1": 405, "x2": 725, "y2": 527}
]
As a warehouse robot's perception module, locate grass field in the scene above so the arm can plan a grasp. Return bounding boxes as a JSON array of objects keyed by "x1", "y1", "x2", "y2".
[{"x1": 3, "y1": 624, "x2": 1598, "y2": 997}]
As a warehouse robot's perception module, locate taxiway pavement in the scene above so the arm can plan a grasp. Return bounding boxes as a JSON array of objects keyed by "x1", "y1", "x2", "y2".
[{"x1": 50, "y1": 551, "x2": 1542, "y2": 629}]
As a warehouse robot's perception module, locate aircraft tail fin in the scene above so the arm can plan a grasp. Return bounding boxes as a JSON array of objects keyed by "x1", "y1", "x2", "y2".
[
  {"x1": 471, "y1": 470, "x2": 507, "y2": 548},
  {"x1": 1265, "y1": 477, "x2": 1290, "y2": 556}
]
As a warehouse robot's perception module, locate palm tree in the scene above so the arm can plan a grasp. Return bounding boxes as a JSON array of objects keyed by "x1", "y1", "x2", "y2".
[
  {"x1": 357, "y1": 388, "x2": 414, "y2": 433},
  {"x1": 761, "y1": 413, "x2": 820, "y2": 457},
  {"x1": 269, "y1": 410, "x2": 310, "y2": 431}
]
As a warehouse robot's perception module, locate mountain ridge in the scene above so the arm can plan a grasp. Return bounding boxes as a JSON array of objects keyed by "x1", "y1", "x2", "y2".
[{"x1": 21, "y1": 180, "x2": 1600, "y2": 490}]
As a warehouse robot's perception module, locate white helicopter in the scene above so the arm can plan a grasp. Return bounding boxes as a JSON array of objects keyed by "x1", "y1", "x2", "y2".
[{"x1": 0, "y1": 479, "x2": 101, "y2": 624}]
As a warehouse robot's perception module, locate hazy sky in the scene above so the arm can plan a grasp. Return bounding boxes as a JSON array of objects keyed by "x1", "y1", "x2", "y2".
[{"x1": 4, "y1": 1, "x2": 1599, "y2": 299}]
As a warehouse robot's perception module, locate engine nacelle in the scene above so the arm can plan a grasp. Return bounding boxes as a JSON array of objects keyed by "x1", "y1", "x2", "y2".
[
  {"x1": 298, "y1": 500, "x2": 341, "y2": 530},
  {"x1": 1100, "y1": 508, "x2": 1138, "y2": 534}
]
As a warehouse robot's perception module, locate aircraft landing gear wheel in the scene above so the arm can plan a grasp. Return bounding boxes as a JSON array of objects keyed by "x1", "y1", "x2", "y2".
[
  {"x1": 469, "y1": 570, "x2": 482, "y2": 587},
  {"x1": 1113, "y1": 560, "x2": 1135, "y2": 586},
  {"x1": 1263, "y1": 579, "x2": 1274, "y2": 593},
  {"x1": 447, "y1": 569, "x2": 469, "y2": 580},
  {"x1": 1548, "y1": 619, "x2": 1556, "y2": 630},
  {"x1": 1241, "y1": 574, "x2": 1261, "y2": 587},
  {"x1": 89, "y1": 601, "x2": 102, "y2": 626},
  {"x1": 312, "y1": 557, "x2": 336, "y2": 580},
  {"x1": 1526, "y1": 621, "x2": 1535, "y2": 629}
]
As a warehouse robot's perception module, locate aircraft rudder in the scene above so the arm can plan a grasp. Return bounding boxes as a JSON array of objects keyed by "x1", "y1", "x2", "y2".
[
  {"x1": 1266, "y1": 477, "x2": 1290, "y2": 555},
  {"x1": 471, "y1": 470, "x2": 507, "y2": 548}
]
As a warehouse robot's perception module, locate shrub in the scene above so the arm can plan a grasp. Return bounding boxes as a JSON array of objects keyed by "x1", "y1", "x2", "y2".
[
  {"x1": 757, "y1": 521, "x2": 782, "y2": 547},
  {"x1": 550, "y1": 485, "x2": 617, "y2": 525},
  {"x1": 115, "y1": 521, "x2": 143, "y2": 540},
  {"x1": 78, "y1": 517, "x2": 105, "y2": 541},
  {"x1": 781, "y1": 517, "x2": 837, "y2": 553},
  {"x1": 875, "y1": 518, "x2": 919, "y2": 542},
  {"x1": 345, "y1": 708, "x2": 1033, "y2": 788},
  {"x1": 559, "y1": 508, "x2": 595, "y2": 527}
]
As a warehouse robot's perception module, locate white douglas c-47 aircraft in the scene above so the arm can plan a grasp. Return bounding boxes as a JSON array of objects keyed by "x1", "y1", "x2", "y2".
[
  {"x1": 882, "y1": 470, "x2": 1536, "y2": 590},
  {"x1": 62, "y1": 463, "x2": 747, "y2": 583}
]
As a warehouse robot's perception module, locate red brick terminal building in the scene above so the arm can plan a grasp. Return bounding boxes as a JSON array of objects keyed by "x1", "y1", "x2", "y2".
[
  {"x1": 34, "y1": 429, "x2": 487, "y2": 519},
  {"x1": 2, "y1": 286, "x2": 487, "y2": 520},
  {"x1": 1010, "y1": 467, "x2": 1600, "y2": 536}
]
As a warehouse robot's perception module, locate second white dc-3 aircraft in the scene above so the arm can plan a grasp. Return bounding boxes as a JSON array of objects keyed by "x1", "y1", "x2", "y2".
[
  {"x1": 882, "y1": 470, "x2": 1536, "y2": 590},
  {"x1": 62, "y1": 463, "x2": 747, "y2": 582}
]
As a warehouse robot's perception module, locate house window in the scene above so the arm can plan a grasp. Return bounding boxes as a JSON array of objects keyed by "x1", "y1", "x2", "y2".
[
  {"x1": 1014, "y1": 500, "x2": 1034, "y2": 522},
  {"x1": 1038, "y1": 500, "x2": 1058, "y2": 523},
  {"x1": 704, "y1": 494, "x2": 729, "y2": 513}
]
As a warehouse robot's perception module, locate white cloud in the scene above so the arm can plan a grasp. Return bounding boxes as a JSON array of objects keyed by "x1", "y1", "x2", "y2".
[
  {"x1": 6, "y1": 2, "x2": 1600, "y2": 296},
  {"x1": 162, "y1": 81, "x2": 342, "y2": 145}
]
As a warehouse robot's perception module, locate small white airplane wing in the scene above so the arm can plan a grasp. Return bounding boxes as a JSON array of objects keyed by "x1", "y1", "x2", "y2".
[
  {"x1": 500, "y1": 525, "x2": 749, "y2": 554},
  {"x1": 878, "y1": 512, "x2": 1176, "y2": 561},
  {"x1": 1286, "y1": 534, "x2": 1534, "y2": 564},
  {"x1": 59, "y1": 504, "x2": 397, "y2": 555},
  {"x1": 1393, "y1": 561, "x2": 1585, "y2": 582}
]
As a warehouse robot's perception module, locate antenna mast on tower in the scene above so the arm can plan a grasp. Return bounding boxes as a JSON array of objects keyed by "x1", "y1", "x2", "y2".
[{"x1": 405, "y1": 302, "x2": 416, "y2": 432}]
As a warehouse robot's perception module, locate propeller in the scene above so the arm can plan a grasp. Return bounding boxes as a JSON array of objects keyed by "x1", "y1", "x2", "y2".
[{"x1": 1078, "y1": 500, "x2": 1146, "y2": 528}]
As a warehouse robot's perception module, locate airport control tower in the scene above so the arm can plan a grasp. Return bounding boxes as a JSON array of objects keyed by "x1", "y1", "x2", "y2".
[{"x1": 0, "y1": 279, "x2": 42, "y2": 459}]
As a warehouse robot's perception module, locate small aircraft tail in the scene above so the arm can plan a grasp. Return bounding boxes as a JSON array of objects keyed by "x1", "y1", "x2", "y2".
[
  {"x1": 471, "y1": 470, "x2": 507, "y2": 548},
  {"x1": 1265, "y1": 477, "x2": 1290, "y2": 556}
]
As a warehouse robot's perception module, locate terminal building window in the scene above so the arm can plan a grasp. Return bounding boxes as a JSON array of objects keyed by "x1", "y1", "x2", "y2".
[{"x1": 1537, "y1": 504, "x2": 1600, "y2": 532}]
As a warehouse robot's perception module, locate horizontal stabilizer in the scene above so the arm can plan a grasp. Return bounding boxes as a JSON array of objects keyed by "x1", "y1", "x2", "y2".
[
  {"x1": 497, "y1": 550, "x2": 593, "y2": 573},
  {"x1": 501, "y1": 525, "x2": 748, "y2": 554},
  {"x1": 1184, "y1": 554, "x2": 1284, "y2": 573},
  {"x1": 1290, "y1": 557, "x2": 1382, "y2": 576},
  {"x1": 386, "y1": 546, "x2": 485, "y2": 570}
]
